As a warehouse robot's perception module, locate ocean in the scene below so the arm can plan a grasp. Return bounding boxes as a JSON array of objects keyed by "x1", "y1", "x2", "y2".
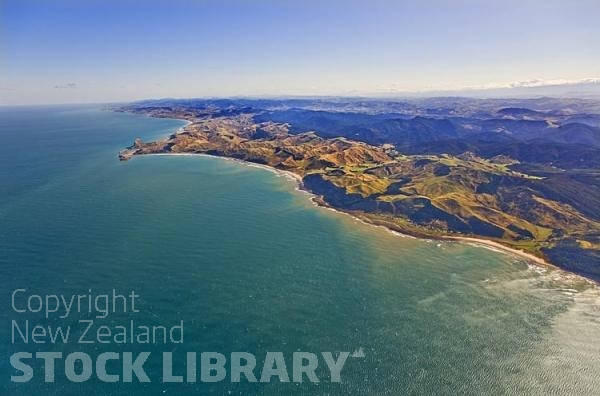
[{"x1": 0, "y1": 105, "x2": 598, "y2": 395}]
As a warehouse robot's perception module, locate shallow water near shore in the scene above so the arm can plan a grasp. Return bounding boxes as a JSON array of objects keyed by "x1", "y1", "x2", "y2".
[{"x1": 1, "y1": 105, "x2": 599, "y2": 395}]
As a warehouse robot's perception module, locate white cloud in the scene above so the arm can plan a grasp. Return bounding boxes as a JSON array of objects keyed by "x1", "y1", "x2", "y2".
[
  {"x1": 371, "y1": 77, "x2": 600, "y2": 95},
  {"x1": 507, "y1": 78, "x2": 600, "y2": 88}
]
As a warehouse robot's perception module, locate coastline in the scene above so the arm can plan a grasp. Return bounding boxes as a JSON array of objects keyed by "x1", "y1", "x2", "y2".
[
  {"x1": 119, "y1": 113, "x2": 598, "y2": 285},
  {"x1": 444, "y1": 236, "x2": 550, "y2": 266},
  {"x1": 145, "y1": 152, "x2": 304, "y2": 183},
  {"x1": 321, "y1": 202, "x2": 556, "y2": 269},
  {"x1": 133, "y1": 151, "x2": 570, "y2": 278}
]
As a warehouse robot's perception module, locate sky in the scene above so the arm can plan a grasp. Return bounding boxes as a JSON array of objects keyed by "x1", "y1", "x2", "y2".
[{"x1": 1, "y1": 0, "x2": 599, "y2": 105}]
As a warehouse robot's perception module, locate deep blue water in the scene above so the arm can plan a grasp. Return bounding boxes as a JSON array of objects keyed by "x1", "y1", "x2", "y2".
[{"x1": 0, "y1": 105, "x2": 598, "y2": 395}]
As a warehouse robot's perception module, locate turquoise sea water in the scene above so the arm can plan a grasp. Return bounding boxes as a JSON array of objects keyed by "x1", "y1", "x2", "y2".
[{"x1": 0, "y1": 106, "x2": 599, "y2": 395}]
